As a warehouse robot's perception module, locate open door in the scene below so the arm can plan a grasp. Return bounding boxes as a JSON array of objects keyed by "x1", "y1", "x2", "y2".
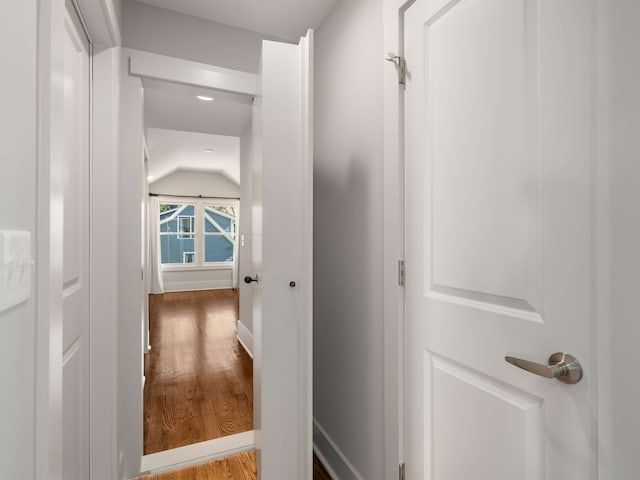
[{"x1": 249, "y1": 30, "x2": 314, "y2": 480}]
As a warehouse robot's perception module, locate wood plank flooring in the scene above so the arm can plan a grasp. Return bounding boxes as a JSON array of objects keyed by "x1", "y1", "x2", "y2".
[
  {"x1": 143, "y1": 288, "x2": 332, "y2": 479},
  {"x1": 145, "y1": 289, "x2": 253, "y2": 454}
]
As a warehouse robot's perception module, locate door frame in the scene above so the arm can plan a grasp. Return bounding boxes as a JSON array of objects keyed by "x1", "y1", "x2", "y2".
[
  {"x1": 121, "y1": 42, "x2": 314, "y2": 477},
  {"x1": 382, "y1": 0, "x2": 619, "y2": 477},
  {"x1": 120, "y1": 49, "x2": 261, "y2": 477},
  {"x1": 36, "y1": 1, "x2": 120, "y2": 479},
  {"x1": 381, "y1": 1, "x2": 411, "y2": 478}
]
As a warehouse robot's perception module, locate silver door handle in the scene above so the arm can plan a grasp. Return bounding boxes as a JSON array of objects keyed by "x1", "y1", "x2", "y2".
[{"x1": 505, "y1": 352, "x2": 583, "y2": 384}]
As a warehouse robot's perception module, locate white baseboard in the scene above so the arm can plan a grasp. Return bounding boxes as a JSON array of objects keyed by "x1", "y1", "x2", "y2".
[
  {"x1": 313, "y1": 418, "x2": 364, "y2": 480},
  {"x1": 163, "y1": 279, "x2": 232, "y2": 292},
  {"x1": 236, "y1": 320, "x2": 253, "y2": 358},
  {"x1": 313, "y1": 445, "x2": 340, "y2": 480},
  {"x1": 140, "y1": 430, "x2": 255, "y2": 475}
]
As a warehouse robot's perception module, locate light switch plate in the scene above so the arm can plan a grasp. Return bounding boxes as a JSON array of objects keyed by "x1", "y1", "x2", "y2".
[{"x1": 0, "y1": 231, "x2": 32, "y2": 313}]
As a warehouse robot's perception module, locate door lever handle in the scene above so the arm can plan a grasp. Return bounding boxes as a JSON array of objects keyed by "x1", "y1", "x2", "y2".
[
  {"x1": 244, "y1": 275, "x2": 259, "y2": 284},
  {"x1": 505, "y1": 352, "x2": 583, "y2": 384}
]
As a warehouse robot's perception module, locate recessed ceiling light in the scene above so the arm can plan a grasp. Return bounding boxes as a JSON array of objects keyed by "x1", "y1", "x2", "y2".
[
  {"x1": 196, "y1": 95, "x2": 214, "y2": 101},
  {"x1": 204, "y1": 149, "x2": 213, "y2": 153},
  {"x1": 147, "y1": 175, "x2": 155, "y2": 181}
]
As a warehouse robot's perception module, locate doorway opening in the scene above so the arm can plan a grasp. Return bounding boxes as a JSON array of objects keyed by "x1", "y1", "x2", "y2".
[
  {"x1": 140, "y1": 76, "x2": 256, "y2": 470},
  {"x1": 119, "y1": 32, "x2": 315, "y2": 478}
]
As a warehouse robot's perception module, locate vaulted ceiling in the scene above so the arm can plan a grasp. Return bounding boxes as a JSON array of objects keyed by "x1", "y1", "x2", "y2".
[
  {"x1": 136, "y1": 0, "x2": 338, "y2": 42},
  {"x1": 146, "y1": 128, "x2": 240, "y2": 184}
]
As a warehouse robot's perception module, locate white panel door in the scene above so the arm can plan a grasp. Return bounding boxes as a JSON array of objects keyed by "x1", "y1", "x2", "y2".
[
  {"x1": 404, "y1": 1, "x2": 595, "y2": 479},
  {"x1": 249, "y1": 31, "x2": 314, "y2": 480},
  {"x1": 62, "y1": 3, "x2": 90, "y2": 480}
]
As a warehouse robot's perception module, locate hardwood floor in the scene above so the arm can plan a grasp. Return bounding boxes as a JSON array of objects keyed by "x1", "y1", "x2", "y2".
[
  {"x1": 313, "y1": 454, "x2": 334, "y2": 480},
  {"x1": 145, "y1": 289, "x2": 253, "y2": 454},
  {"x1": 142, "y1": 288, "x2": 332, "y2": 479}
]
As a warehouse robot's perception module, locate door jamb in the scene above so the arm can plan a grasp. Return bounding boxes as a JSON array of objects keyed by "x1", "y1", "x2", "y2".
[
  {"x1": 36, "y1": 0, "x2": 66, "y2": 478},
  {"x1": 382, "y1": 1, "x2": 413, "y2": 478}
]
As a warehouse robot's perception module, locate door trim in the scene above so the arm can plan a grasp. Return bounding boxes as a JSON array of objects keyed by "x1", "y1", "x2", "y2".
[
  {"x1": 89, "y1": 38, "x2": 120, "y2": 480},
  {"x1": 382, "y1": 1, "x2": 413, "y2": 478},
  {"x1": 36, "y1": 1, "x2": 120, "y2": 479},
  {"x1": 36, "y1": 0, "x2": 66, "y2": 478}
]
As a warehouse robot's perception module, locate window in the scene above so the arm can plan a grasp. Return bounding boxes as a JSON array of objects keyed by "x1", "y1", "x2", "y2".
[
  {"x1": 159, "y1": 201, "x2": 237, "y2": 267},
  {"x1": 177, "y1": 215, "x2": 194, "y2": 239}
]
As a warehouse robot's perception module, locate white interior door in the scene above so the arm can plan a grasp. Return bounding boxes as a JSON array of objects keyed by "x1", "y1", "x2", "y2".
[
  {"x1": 250, "y1": 30, "x2": 314, "y2": 480},
  {"x1": 62, "y1": 2, "x2": 90, "y2": 480},
  {"x1": 404, "y1": 1, "x2": 595, "y2": 478}
]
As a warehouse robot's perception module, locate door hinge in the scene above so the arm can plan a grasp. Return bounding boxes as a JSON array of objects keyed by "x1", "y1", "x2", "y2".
[
  {"x1": 399, "y1": 462, "x2": 406, "y2": 480},
  {"x1": 141, "y1": 268, "x2": 144, "y2": 281},
  {"x1": 398, "y1": 260, "x2": 405, "y2": 287},
  {"x1": 386, "y1": 53, "x2": 406, "y2": 85}
]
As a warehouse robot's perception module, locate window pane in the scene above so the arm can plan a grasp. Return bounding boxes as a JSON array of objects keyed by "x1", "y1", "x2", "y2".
[
  {"x1": 205, "y1": 234, "x2": 235, "y2": 263},
  {"x1": 204, "y1": 205, "x2": 236, "y2": 233},
  {"x1": 159, "y1": 203, "x2": 196, "y2": 235},
  {"x1": 160, "y1": 234, "x2": 195, "y2": 264}
]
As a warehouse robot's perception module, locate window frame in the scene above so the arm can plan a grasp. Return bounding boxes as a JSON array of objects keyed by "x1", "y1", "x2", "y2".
[
  {"x1": 177, "y1": 215, "x2": 195, "y2": 239},
  {"x1": 158, "y1": 197, "x2": 238, "y2": 271}
]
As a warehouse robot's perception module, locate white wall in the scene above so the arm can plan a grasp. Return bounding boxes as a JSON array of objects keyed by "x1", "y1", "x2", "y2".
[
  {"x1": 118, "y1": 48, "x2": 145, "y2": 480},
  {"x1": 0, "y1": 2, "x2": 37, "y2": 478},
  {"x1": 150, "y1": 169, "x2": 239, "y2": 291},
  {"x1": 123, "y1": 0, "x2": 277, "y2": 73},
  {"x1": 313, "y1": 1, "x2": 385, "y2": 479},
  {"x1": 149, "y1": 169, "x2": 239, "y2": 197},
  {"x1": 238, "y1": 123, "x2": 254, "y2": 347}
]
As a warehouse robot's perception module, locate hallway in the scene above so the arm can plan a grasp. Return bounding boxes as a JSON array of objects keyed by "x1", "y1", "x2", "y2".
[
  {"x1": 141, "y1": 288, "x2": 332, "y2": 479},
  {"x1": 144, "y1": 289, "x2": 253, "y2": 454}
]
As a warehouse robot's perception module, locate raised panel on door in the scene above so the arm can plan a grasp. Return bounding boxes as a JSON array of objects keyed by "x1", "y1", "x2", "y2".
[
  {"x1": 62, "y1": 3, "x2": 90, "y2": 480},
  {"x1": 404, "y1": 0, "x2": 595, "y2": 478}
]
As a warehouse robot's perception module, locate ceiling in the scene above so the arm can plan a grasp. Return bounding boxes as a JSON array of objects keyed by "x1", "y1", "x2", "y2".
[
  {"x1": 143, "y1": 79, "x2": 252, "y2": 137},
  {"x1": 146, "y1": 128, "x2": 240, "y2": 184},
  {"x1": 136, "y1": 0, "x2": 339, "y2": 42}
]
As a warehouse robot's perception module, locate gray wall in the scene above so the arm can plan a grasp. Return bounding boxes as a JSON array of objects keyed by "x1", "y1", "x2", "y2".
[
  {"x1": 313, "y1": 0, "x2": 385, "y2": 478},
  {"x1": 0, "y1": 1, "x2": 37, "y2": 478},
  {"x1": 123, "y1": 0, "x2": 276, "y2": 73},
  {"x1": 113, "y1": 0, "x2": 123, "y2": 32},
  {"x1": 608, "y1": 0, "x2": 640, "y2": 477}
]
